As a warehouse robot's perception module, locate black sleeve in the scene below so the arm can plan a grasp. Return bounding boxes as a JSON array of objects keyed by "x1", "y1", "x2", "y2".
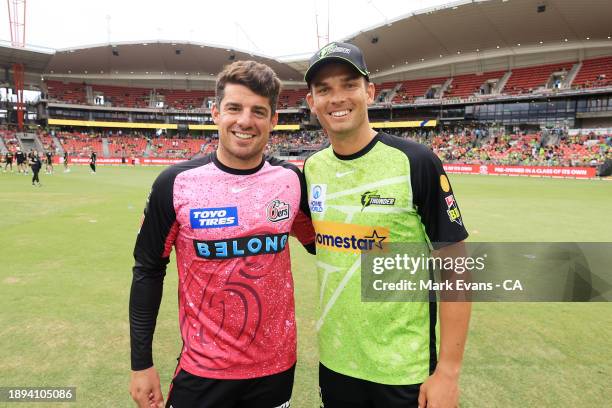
[
  {"x1": 409, "y1": 144, "x2": 469, "y2": 249},
  {"x1": 129, "y1": 167, "x2": 178, "y2": 370},
  {"x1": 379, "y1": 134, "x2": 468, "y2": 249}
]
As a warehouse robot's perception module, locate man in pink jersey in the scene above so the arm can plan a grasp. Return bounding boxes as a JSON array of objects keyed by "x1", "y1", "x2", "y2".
[{"x1": 129, "y1": 60, "x2": 315, "y2": 408}]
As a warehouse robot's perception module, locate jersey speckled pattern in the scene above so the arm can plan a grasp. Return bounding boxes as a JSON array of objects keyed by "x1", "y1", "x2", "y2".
[{"x1": 130, "y1": 152, "x2": 315, "y2": 380}]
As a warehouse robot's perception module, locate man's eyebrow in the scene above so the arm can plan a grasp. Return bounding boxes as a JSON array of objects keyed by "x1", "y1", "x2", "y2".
[
  {"x1": 252, "y1": 104, "x2": 269, "y2": 113},
  {"x1": 251, "y1": 105, "x2": 269, "y2": 115},
  {"x1": 224, "y1": 102, "x2": 242, "y2": 108}
]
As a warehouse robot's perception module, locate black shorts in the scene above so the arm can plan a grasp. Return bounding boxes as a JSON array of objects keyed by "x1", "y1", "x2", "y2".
[
  {"x1": 319, "y1": 363, "x2": 421, "y2": 408},
  {"x1": 166, "y1": 365, "x2": 295, "y2": 408}
]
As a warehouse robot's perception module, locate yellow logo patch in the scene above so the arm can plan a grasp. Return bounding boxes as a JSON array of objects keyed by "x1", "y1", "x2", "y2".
[
  {"x1": 313, "y1": 220, "x2": 389, "y2": 253},
  {"x1": 440, "y1": 175, "x2": 451, "y2": 193}
]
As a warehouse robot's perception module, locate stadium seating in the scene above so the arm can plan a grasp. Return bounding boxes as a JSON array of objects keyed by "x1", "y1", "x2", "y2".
[
  {"x1": 573, "y1": 56, "x2": 612, "y2": 89},
  {"x1": 445, "y1": 71, "x2": 506, "y2": 98},
  {"x1": 267, "y1": 131, "x2": 326, "y2": 156},
  {"x1": 58, "y1": 132, "x2": 104, "y2": 157},
  {"x1": 393, "y1": 76, "x2": 449, "y2": 102},
  {"x1": 403, "y1": 130, "x2": 610, "y2": 167},
  {"x1": 155, "y1": 89, "x2": 215, "y2": 110},
  {"x1": 0, "y1": 129, "x2": 20, "y2": 150},
  {"x1": 278, "y1": 88, "x2": 308, "y2": 108},
  {"x1": 373, "y1": 81, "x2": 403, "y2": 102},
  {"x1": 503, "y1": 62, "x2": 574, "y2": 95},
  {"x1": 147, "y1": 137, "x2": 206, "y2": 158},
  {"x1": 91, "y1": 84, "x2": 150, "y2": 108},
  {"x1": 42, "y1": 56, "x2": 612, "y2": 110},
  {"x1": 46, "y1": 81, "x2": 87, "y2": 104},
  {"x1": 13, "y1": 128, "x2": 606, "y2": 167},
  {"x1": 38, "y1": 131, "x2": 56, "y2": 153},
  {"x1": 106, "y1": 136, "x2": 148, "y2": 157}
]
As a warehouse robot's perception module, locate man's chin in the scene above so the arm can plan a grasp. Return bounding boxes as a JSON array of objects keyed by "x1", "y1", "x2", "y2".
[
  {"x1": 328, "y1": 124, "x2": 356, "y2": 138},
  {"x1": 227, "y1": 148, "x2": 263, "y2": 162}
]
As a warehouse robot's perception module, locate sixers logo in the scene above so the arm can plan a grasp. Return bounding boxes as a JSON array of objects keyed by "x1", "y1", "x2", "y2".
[{"x1": 266, "y1": 199, "x2": 290, "y2": 222}]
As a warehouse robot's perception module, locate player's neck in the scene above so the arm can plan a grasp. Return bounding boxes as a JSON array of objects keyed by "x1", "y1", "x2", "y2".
[
  {"x1": 215, "y1": 148, "x2": 263, "y2": 171},
  {"x1": 329, "y1": 125, "x2": 377, "y2": 156}
]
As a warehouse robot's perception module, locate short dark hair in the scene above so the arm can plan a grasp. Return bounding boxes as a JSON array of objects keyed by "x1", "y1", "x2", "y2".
[{"x1": 216, "y1": 60, "x2": 282, "y2": 116}]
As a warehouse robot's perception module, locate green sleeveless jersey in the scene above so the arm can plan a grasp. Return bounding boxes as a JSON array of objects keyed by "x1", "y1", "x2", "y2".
[{"x1": 304, "y1": 132, "x2": 468, "y2": 385}]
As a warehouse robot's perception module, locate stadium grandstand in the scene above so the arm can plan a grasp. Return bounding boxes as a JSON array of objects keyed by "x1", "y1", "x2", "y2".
[{"x1": 0, "y1": 0, "x2": 610, "y2": 175}]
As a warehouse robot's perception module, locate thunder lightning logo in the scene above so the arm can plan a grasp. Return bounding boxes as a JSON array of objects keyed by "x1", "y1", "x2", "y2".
[
  {"x1": 318, "y1": 43, "x2": 337, "y2": 58},
  {"x1": 360, "y1": 190, "x2": 396, "y2": 211}
]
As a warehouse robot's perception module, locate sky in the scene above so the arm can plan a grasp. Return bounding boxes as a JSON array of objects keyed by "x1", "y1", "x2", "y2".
[{"x1": 1, "y1": 0, "x2": 453, "y2": 58}]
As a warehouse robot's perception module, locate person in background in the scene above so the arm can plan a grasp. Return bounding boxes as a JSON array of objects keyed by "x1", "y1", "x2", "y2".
[
  {"x1": 89, "y1": 151, "x2": 97, "y2": 174},
  {"x1": 29, "y1": 150, "x2": 42, "y2": 187},
  {"x1": 3, "y1": 150, "x2": 14, "y2": 172}
]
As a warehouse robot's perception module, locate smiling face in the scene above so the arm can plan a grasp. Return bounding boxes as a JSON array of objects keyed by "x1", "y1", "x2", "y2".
[
  {"x1": 306, "y1": 62, "x2": 375, "y2": 141},
  {"x1": 212, "y1": 83, "x2": 278, "y2": 169}
]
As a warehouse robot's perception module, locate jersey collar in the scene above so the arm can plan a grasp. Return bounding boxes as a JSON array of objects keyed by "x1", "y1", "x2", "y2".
[
  {"x1": 332, "y1": 132, "x2": 381, "y2": 161},
  {"x1": 212, "y1": 151, "x2": 266, "y2": 175}
]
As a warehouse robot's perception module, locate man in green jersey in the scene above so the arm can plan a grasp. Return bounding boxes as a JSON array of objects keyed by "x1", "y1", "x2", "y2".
[{"x1": 303, "y1": 42, "x2": 471, "y2": 408}]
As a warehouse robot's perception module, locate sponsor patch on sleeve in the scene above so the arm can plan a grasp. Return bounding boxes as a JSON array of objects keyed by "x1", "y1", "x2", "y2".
[
  {"x1": 309, "y1": 184, "x2": 327, "y2": 213},
  {"x1": 440, "y1": 175, "x2": 451, "y2": 193},
  {"x1": 444, "y1": 194, "x2": 463, "y2": 226}
]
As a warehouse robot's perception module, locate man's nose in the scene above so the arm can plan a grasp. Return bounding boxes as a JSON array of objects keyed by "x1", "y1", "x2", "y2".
[
  {"x1": 236, "y1": 109, "x2": 253, "y2": 128},
  {"x1": 329, "y1": 89, "x2": 346, "y2": 105}
]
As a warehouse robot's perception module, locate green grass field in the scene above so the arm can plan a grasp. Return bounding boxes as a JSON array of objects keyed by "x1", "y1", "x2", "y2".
[{"x1": 1, "y1": 165, "x2": 611, "y2": 407}]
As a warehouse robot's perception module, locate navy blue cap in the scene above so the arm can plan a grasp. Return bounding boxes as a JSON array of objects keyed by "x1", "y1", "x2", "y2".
[{"x1": 304, "y1": 42, "x2": 370, "y2": 85}]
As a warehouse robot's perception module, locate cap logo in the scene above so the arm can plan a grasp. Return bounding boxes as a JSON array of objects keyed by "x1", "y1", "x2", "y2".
[{"x1": 318, "y1": 43, "x2": 351, "y2": 59}]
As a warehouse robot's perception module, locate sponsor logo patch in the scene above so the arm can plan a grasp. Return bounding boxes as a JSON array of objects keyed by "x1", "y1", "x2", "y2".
[
  {"x1": 440, "y1": 175, "x2": 451, "y2": 193},
  {"x1": 313, "y1": 220, "x2": 388, "y2": 253},
  {"x1": 190, "y1": 207, "x2": 238, "y2": 229},
  {"x1": 267, "y1": 199, "x2": 290, "y2": 222},
  {"x1": 318, "y1": 42, "x2": 351, "y2": 58},
  {"x1": 335, "y1": 170, "x2": 354, "y2": 178},
  {"x1": 193, "y1": 233, "x2": 288, "y2": 259},
  {"x1": 444, "y1": 194, "x2": 463, "y2": 226},
  {"x1": 360, "y1": 190, "x2": 396, "y2": 211},
  {"x1": 309, "y1": 184, "x2": 327, "y2": 213}
]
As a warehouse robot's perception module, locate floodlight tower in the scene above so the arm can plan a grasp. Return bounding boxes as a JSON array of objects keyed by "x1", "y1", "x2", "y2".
[
  {"x1": 315, "y1": 0, "x2": 329, "y2": 48},
  {"x1": 7, "y1": 0, "x2": 26, "y2": 130}
]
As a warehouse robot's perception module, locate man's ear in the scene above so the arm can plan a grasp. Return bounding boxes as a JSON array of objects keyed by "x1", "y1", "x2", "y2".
[
  {"x1": 366, "y1": 82, "x2": 376, "y2": 105},
  {"x1": 271, "y1": 111, "x2": 279, "y2": 128},
  {"x1": 211, "y1": 103, "x2": 220, "y2": 124},
  {"x1": 306, "y1": 91, "x2": 316, "y2": 114}
]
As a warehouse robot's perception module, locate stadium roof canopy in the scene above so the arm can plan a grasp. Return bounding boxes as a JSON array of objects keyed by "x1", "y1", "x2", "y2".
[
  {"x1": 44, "y1": 41, "x2": 304, "y2": 81},
  {"x1": 285, "y1": 0, "x2": 612, "y2": 79},
  {"x1": 0, "y1": 41, "x2": 305, "y2": 87},
  {"x1": 0, "y1": 41, "x2": 54, "y2": 72}
]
